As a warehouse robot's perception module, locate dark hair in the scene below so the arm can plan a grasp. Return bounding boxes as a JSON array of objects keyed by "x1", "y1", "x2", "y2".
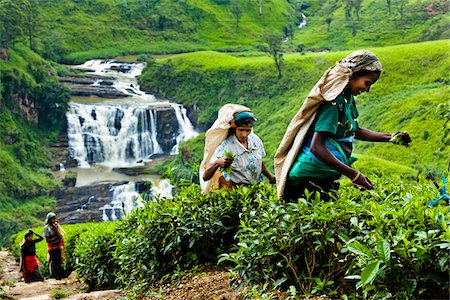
[
  {"x1": 234, "y1": 117, "x2": 255, "y2": 127},
  {"x1": 351, "y1": 69, "x2": 381, "y2": 79}
]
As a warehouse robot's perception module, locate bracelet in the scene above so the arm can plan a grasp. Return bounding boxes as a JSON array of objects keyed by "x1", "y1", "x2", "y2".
[{"x1": 351, "y1": 171, "x2": 361, "y2": 182}]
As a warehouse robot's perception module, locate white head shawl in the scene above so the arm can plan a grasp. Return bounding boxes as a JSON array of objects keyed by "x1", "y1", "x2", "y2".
[{"x1": 200, "y1": 104, "x2": 252, "y2": 194}]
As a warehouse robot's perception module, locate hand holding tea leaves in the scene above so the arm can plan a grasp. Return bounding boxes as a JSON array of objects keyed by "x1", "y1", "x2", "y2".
[
  {"x1": 389, "y1": 131, "x2": 411, "y2": 146},
  {"x1": 218, "y1": 150, "x2": 235, "y2": 176}
]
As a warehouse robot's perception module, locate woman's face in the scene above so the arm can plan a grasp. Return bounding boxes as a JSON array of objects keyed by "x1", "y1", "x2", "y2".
[
  {"x1": 235, "y1": 124, "x2": 253, "y2": 143},
  {"x1": 348, "y1": 72, "x2": 380, "y2": 95},
  {"x1": 26, "y1": 234, "x2": 33, "y2": 242}
]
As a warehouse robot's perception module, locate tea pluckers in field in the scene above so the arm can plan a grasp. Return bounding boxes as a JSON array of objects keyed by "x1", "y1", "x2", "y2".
[
  {"x1": 44, "y1": 212, "x2": 65, "y2": 280},
  {"x1": 200, "y1": 104, "x2": 276, "y2": 193},
  {"x1": 20, "y1": 229, "x2": 45, "y2": 283},
  {"x1": 275, "y1": 50, "x2": 411, "y2": 201}
]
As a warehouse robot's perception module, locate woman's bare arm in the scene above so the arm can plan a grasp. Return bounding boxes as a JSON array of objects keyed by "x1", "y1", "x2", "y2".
[{"x1": 310, "y1": 132, "x2": 374, "y2": 189}]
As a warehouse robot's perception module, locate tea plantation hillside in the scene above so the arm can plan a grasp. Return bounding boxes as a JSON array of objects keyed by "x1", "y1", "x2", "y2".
[
  {"x1": 140, "y1": 40, "x2": 449, "y2": 177},
  {"x1": 5, "y1": 0, "x2": 448, "y2": 63}
]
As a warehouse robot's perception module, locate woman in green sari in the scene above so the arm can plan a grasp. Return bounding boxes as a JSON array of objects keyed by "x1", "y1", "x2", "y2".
[{"x1": 274, "y1": 50, "x2": 411, "y2": 201}]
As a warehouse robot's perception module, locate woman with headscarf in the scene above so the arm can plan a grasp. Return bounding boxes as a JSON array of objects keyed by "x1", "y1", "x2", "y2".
[
  {"x1": 20, "y1": 230, "x2": 44, "y2": 283},
  {"x1": 200, "y1": 104, "x2": 276, "y2": 193},
  {"x1": 44, "y1": 212, "x2": 65, "y2": 280},
  {"x1": 274, "y1": 50, "x2": 411, "y2": 201}
]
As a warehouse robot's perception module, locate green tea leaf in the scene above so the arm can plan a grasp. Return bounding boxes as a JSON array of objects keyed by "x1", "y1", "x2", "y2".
[
  {"x1": 361, "y1": 261, "x2": 380, "y2": 286},
  {"x1": 376, "y1": 240, "x2": 390, "y2": 263}
]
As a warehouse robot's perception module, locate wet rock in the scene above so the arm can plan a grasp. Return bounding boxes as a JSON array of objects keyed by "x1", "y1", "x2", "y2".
[
  {"x1": 52, "y1": 181, "x2": 129, "y2": 224},
  {"x1": 112, "y1": 167, "x2": 146, "y2": 176},
  {"x1": 156, "y1": 108, "x2": 180, "y2": 153},
  {"x1": 69, "y1": 85, "x2": 129, "y2": 98}
]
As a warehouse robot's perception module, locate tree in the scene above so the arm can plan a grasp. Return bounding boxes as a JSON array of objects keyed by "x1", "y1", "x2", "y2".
[
  {"x1": 17, "y1": 0, "x2": 40, "y2": 50},
  {"x1": 343, "y1": 0, "x2": 352, "y2": 20},
  {"x1": 393, "y1": 0, "x2": 406, "y2": 17},
  {"x1": 322, "y1": 1, "x2": 338, "y2": 32},
  {"x1": 353, "y1": 0, "x2": 362, "y2": 21},
  {"x1": 0, "y1": 0, "x2": 25, "y2": 48},
  {"x1": 253, "y1": 0, "x2": 270, "y2": 16},
  {"x1": 261, "y1": 32, "x2": 284, "y2": 79},
  {"x1": 386, "y1": 0, "x2": 391, "y2": 13},
  {"x1": 35, "y1": 80, "x2": 70, "y2": 130},
  {"x1": 231, "y1": 0, "x2": 242, "y2": 30}
]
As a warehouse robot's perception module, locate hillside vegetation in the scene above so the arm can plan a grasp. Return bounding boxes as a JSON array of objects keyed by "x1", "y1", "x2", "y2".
[
  {"x1": 2, "y1": 0, "x2": 447, "y2": 63},
  {"x1": 13, "y1": 179, "x2": 450, "y2": 298},
  {"x1": 0, "y1": 45, "x2": 69, "y2": 246},
  {"x1": 140, "y1": 40, "x2": 449, "y2": 177}
]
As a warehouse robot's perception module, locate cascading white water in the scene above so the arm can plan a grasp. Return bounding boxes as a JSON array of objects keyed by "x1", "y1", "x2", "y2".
[
  {"x1": 298, "y1": 13, "x2": 307, "y2": 28},
  {"x1": 101, "y1": 179, "x2": 174, "y2": 221},
  {"x1": 66, "y1": 60, "x2": 197, "y2": 167},
  {"x1": 65, "y1": 59, "x2": 194, "y2": 221},
  {"x1": 170, "y1": 103, "x2": 198, "y2": 154},
  {"x1": 67, "y1": 103, "x2": 164, "y2": 167}
]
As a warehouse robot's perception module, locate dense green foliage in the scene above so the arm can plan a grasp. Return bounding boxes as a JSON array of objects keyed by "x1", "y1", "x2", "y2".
[
  {"x1": 0, "y1": 45, "x2": 70, "y2": 246},
  {"x1": 220, "y1": 176, "x2": 449, "y2": 299},
  {"x1": 140, "y1": 40, "x2": 449, "y2": 178},
  {"x1": 14, "y1": 176, "x2": 447, "y2": 298},
  {"x1": 0, "y1": 0, "x2": 446, "y2": 62}
]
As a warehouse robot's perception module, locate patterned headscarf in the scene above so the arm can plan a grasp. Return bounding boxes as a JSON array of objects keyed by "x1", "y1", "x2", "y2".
[{"x1": 337, "y1": 50, "x2": 382, "y2": 73}]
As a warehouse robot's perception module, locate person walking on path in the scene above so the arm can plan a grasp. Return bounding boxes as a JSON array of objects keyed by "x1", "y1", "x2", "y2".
[
  {"x1": 20, "y1": 230, "x2": 44, "y2": 283},
  {"x1": 44, "y1": 212, "x2": 65, "y2": 280},
  {"x1": 200, "y1": 104, "x2": 276, "y2": 193},
  {"x1": 274, "y1": 50, "x2": 411, "y2": 201}
]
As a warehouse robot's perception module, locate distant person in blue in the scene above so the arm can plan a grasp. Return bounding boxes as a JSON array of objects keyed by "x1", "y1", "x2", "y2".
[
  {"x1": 200, "y1": 104, "x2": 275, "y2": 193},
  {"x1": 274, "y1": 50, "x2": 411, "y2": 201}
]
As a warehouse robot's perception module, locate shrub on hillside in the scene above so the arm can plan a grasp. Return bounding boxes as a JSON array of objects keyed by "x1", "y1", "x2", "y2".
[
  {"x1": 221, "y1": 175, "x2": 449, "y2": 299},
  {"x1": 113, "y1": 184, "x2": 269, "y2": 293},
  {"x1": 73, "y1": 229, "x2": 118, "y2": 290}
]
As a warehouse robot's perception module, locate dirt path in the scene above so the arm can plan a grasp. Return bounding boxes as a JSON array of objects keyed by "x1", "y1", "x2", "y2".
[
  {"x1": 0, "y1": 251, "x2": 286, "y2": 299},
  {"x1": 0, "y1": 251, "x2": 124, "y2": 300}
]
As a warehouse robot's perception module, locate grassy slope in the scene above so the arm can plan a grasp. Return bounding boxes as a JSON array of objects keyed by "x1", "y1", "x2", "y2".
[
  {"x1": 30, "y1": 0, "x2": 448, "y2": 62},
  {"x1": 35, "y1": 0, "x2": 294, "y2": 62},
  {"x1": 294, "y1": 0, "x2": 450, "y2": 50},
  {"x1": 140, "y1": 40, "x2": 449, "y2": 176},
  {"x1": 0, "y1": 46, "x2": 61, "y2": 246}
]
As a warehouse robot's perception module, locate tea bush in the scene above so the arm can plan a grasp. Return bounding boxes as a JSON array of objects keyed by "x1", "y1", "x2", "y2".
[
  {"x1": 19, "y1": 175, "x2": 447, "y2": 298},
  {"x1": 73, "y1": 224, "x2": 118, "y2": 289},
  {"x1": 113, "y1": 184, "x2": 269, "y2": 293},
  {"x1": 221, "y1": 175, "x2": 449, "y2": 299}
]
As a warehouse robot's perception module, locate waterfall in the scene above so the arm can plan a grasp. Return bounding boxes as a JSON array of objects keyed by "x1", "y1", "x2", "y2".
[
  {"x1": 170, "y1": 103, "x2": 198, "y2": 154},
  {"x1": 67, "y1": 103, "x2": 166, "y2": 167},
  {"x1": 100, "y1": 179, "x2": 173, "y2": 221},
  {"x1": 298, "y1": 13, "x2": 307, "y2": 28},
  {"x1": 66, "y1": 59, "x2": 197, "y2": 167}
]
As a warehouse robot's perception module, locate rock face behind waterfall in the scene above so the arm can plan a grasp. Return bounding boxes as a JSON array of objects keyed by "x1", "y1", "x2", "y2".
[
  {"x1": 59, "y1": 73, "x2": 129, "y2": 98},
  {"x1": 52, "y1": 181, "x2": 145, "y2": 223},
  {"x1": 156, "y1": 107, "x2": 180, "y2": 153}
]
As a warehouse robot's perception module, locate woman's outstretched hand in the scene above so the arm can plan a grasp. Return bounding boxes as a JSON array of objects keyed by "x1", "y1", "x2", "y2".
[
  {"x1": 389, "y1": 131, "x2": 411, "y2": 146},
  {"x1": 352, "y1": 171, "x2": 374, "y2": 190}
]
